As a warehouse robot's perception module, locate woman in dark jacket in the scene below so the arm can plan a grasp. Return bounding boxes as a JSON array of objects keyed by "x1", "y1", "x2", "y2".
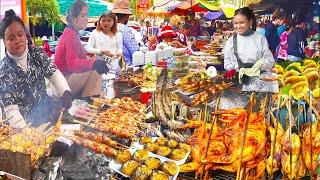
[{"x1": 287, "y1": 16, "x2": 307, "y2": 61}]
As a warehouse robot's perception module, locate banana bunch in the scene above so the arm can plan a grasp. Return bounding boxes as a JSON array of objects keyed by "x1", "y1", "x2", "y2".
[
  {"x1": 274, "y1": 59, "x2": 320, "y2": 100},
  {"x1": 301, "y1": 59, "x2": 319, "y2": 84}
]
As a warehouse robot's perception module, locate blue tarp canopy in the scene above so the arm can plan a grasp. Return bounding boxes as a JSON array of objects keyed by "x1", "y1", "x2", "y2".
[
  {"x1": 204, "y1": 11, "x2": 225, "y2": 20},
  {"x1": 57, "y1": 0, "x2": 111, "y2": 17}
]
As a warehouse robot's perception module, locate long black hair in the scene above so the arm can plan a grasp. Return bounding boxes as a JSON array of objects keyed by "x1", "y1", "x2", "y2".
[{"x1": 234, "y1": 7, "x2": 257, "y2": 31}]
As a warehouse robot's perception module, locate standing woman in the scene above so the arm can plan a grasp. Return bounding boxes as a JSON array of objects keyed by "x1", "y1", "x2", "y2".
[
  {"x1": 287, "y1": 15, "x2": 307, "y2": 61},
  {"x1": 87, "y1": 12, "x2": 123, "y2": 99},
  {"x1": 0, "y1": 10, "x2": 72, "y2": 127},
  {"x1": 265, "y1": 10, "x2": 284, "y2": 57},
  {"x1": 277, "y1": 23, "x2": 291, "y2": 61},
  {"x1": 223, "y1": 7, "x2": 278, "y2": 93},
  {"x1": 54, "y1": 0, "x2": 109, "y2": 98}
]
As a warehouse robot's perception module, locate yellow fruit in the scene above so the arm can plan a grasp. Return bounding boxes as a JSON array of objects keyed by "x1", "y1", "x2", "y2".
[
  {"x1": 302, "y1": 63, "x2": 317, "y2": 72},
  {"x1": 303, "y1": 59, "x2": 316, "y2": 66},
  {"x1": 303, "y1": 67, "x2": 318, "y2": 75},
  {"x1": 289, "y1": 81, "x2": 309, "y2": 100},
  {"x1": 313, "y1": 88, "x2": 320, "y2": 97},
  {"x1": 284, "y1": 69, "x2": 301, "y2": 79},
  {"x1": 286, "y1": 62, "x2": 302, "y2": 72},
  {"x1": 284, "y1": 75, "x2": 307, "y2": 85},
  {"x1": 274, "y1": 64, "x2": 284, "y2": 74},
  {"x1": 305, "y1": 71, "x2": 319, "y2": 82}
]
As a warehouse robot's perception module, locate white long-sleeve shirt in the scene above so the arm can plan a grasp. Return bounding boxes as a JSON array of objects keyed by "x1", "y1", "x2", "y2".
[
  {"x1": 223, "y1": 31, "x2": 278, "y2": 93},
  {"x1": 224, "y1": 31, "x2": 274, "y2": 71},
  {"x1": 87, "y1": 30, "x2": 123, "y2": 55},
  {"x1": 87, "y1": 30, "x2": 123, "y2": 80}
]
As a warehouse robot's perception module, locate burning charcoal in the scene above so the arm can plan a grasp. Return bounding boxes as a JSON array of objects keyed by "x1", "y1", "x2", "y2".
[
  {"x1": 50, "y1": 141, "x2": 70, "y2": 157},
  {"x1": 32, "y1": 170, "x2": 46, "y2": 180},
  {"x1": 61, "y1": 164, "x2": 96, "y2": 179}
]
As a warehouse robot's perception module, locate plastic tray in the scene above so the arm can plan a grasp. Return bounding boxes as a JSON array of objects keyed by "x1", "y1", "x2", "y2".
[{"x1": 108, "y1": 148, "x2": 179, "y2": 180}]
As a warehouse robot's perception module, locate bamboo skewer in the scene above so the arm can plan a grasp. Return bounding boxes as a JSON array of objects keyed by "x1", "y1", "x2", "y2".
[
  {"x1": 287, "y1": 96, "x2": 293, "y2": 178},
  {"x1": 62, "y1": 133, "x2": 129, "y2": 149},
  {"x1": 308, "y1": 91, "x2": 314, "y2": 179},
  {"x1": 270, "y1": 96, "x2": 282, "y2": 180},
  {"x1": 236, "y1": 93, "x2": 255, "y2": 180},
  {"x1": 0, "y1": 123, "x2": 31, "y2": 144},
  {"x1": 71, "y1": 119, "x2": 141, "y2": 137},
  {"x1": 201, "y1": 99, "x2": 220, "y2": 179}
]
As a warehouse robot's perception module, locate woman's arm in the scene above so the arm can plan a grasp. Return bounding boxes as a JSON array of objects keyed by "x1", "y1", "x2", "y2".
[
  {"x1": 3, "y1": 105, "x2": 26, "y2": 128},
  {"x1": 65, "y1": 34, "x2": 94, "y2": 73},
  {"x1": 49, "y1": 70, "x2": 71, "y2": 97},
  {"x1": 223, "y1": 38, "x2": 238, "y2": 71},
  {"x1": 35, "y1": 48, "x2": 57, "y2": 79},
  {"x1": 87, "y1": 31, "x2": 102, "y2": 55}
]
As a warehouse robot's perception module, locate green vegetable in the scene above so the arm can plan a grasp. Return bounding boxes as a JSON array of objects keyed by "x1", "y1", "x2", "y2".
[
  {"x1": 280, "y1": 84, "x2": 293, "y2": 95},
  {"x1": 285, "y1": 66, "x2": 301, "y2": 73}
]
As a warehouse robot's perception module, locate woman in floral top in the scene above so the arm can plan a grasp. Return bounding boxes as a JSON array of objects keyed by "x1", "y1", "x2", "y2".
[{"x1": 0, "y1": 10, "x2": 72, "y2": 128}]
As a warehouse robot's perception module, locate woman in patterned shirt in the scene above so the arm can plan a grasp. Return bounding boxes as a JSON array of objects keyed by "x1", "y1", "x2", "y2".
[{"x1": 0, "y1": 10, "x2": 72, "y2": 128}]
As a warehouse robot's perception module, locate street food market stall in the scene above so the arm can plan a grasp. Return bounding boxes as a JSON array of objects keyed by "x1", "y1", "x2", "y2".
[{"x1": 0, "y1": 50, "x2": 319, "y2": 179}]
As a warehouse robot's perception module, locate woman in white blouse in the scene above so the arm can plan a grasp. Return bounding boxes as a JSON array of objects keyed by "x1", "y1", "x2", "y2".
[
  {"x1": 223, "y1": 7, "x2": 278, "y2": 93},
  {"x1": 87, "y1": 12, "x2": 123, "y2": 99}
]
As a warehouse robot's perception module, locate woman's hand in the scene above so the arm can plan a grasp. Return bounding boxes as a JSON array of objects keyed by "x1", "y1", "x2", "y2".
[
  {"x1": 115, "y1": 53, "x2": 123, "y2": 59},
  {"x1": 93, "y1": 59, "x2": 109, "y2": 74},
  {"x1": 170, "y1": 40, "x2": 184, "y2": 48},
  {"x1": 101, "y1": 50, "x2": 112, "y2": 57},
  {"x1": 224, "y1": 69, "x2": 236, "y2": 80},
  {"x1": 62, "y1": 90, "x2": 72, "y2": 110}
]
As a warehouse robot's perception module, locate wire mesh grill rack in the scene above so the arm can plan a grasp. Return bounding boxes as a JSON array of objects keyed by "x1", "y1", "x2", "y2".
[{"x1": 178, "y1": 171, "x2": 236, "y2": 180}]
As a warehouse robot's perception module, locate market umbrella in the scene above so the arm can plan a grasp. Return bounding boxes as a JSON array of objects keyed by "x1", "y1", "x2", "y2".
[
  {"x1": 220, "y1": 4, "x2": 237, "y2": 18},
  {"x1": 147, "y1": 0, "x2": 181, "y2": 16},
  {"x1": 204, "y1": 11, "x2": 224, "y2": 20},
  {"x1": 168, "y1": 0, "x2": 208, "y2": 16},
  {"x1": 195, "y1": 0, "x2": 236, "y2": 18},
  {"x1": 195, "y1": 0, "x2": 220, "y2": 11}
]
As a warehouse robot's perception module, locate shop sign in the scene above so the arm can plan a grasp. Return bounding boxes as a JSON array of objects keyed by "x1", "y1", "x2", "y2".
[
  {"x1": 0, "y1": 0, "x2": 22, "y2": 20},
  {"x1": 137, "y1": 0, "x2": 149, "y2": 10}
]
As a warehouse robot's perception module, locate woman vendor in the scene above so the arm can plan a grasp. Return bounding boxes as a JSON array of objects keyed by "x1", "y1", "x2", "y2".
[
  {"x1": 0, "y1": 10, "x2": 72, "y2": 128},
  {"x1": 156, "y1": 26, "x2": 192, "y2": 54},
  {"x1": 223, "y1": 7, "x2": 278, "y2": 93},
  {"x1": 54, "y1": 0, "x2": 109, "y2": 98}
]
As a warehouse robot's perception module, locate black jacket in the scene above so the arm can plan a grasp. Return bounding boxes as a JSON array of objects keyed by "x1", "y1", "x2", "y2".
[{"x1": 287, "y1": 27, "x2": 307, "y2": 58}]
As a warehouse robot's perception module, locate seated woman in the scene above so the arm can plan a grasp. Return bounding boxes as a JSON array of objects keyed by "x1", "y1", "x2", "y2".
[
  {"x1": 54, "y1": 0, "x2": 109, "y2": 98},
  {"x1": 0, "y1": 10, "x2": 72, "y2": 128}
]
